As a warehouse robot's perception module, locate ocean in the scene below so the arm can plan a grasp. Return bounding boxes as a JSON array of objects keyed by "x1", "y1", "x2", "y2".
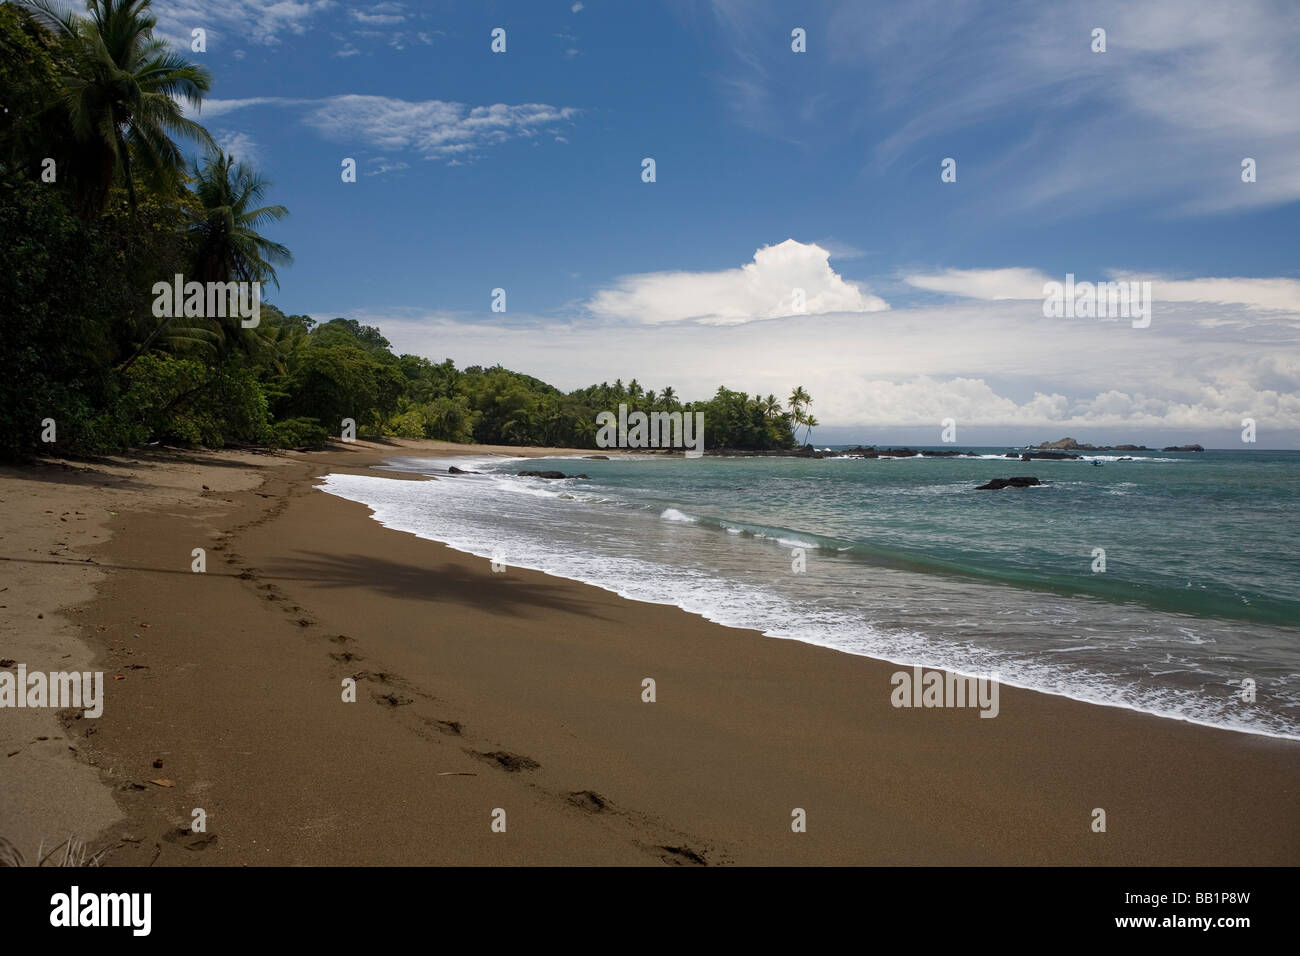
[{"x1": 318, "y1": 448, "x2": 1300, "y2": 739}]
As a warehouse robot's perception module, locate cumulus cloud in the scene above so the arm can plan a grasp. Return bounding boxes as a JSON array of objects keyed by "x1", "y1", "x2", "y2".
[{"x1": 587, "y1": 239, "x2": 889, "y2": 325}]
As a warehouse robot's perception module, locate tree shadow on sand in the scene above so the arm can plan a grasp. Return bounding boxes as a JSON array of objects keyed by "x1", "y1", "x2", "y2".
[{"x1": 263, "y1": 551, "x2": 618, "y2": 622}]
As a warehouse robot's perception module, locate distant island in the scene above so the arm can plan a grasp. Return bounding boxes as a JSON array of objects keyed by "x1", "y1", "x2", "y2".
[{"x1": 1031, "y1": 437, "x2": 1204, "y2": 453}]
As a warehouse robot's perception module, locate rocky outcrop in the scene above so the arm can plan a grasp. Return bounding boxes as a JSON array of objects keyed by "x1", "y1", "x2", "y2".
[
  {"x1": 1018, "y1": 452, "x2": 1080, "y2": 460},
  {"x1": 1161, "y1": 444, "x2": 1204, "y2": 452},
  {"x1": 518, "y1": 470, "x2": 589, "y2": 479},
  {"x1": 447, "y1": 465, "x2": 477, "y2": 474},
  {"x1": 1031, "y1": 438, "x2": 1155, "y2": 452},
  {"x1": 975, "y1": 476, "x2": 1042, "y2": 490}
]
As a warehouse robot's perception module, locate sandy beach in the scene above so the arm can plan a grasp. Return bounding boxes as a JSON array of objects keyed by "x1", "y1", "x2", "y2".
[{"x1": 2, "y1": 439, "x2": 1297, "y2": 866}]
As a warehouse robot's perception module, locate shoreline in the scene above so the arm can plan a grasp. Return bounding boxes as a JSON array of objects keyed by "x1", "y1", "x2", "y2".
[
  {"x1": 3, "y1": 439, "x2": 1297, "y2": 865},
  {"x1": 328, "y1": 475, "x2": 1300, "y2": 743}
]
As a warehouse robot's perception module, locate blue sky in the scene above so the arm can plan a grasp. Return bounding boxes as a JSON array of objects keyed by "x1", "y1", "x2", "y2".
[{"x1": 158, "y1": 0, "x2": 1300, "y2": 446}]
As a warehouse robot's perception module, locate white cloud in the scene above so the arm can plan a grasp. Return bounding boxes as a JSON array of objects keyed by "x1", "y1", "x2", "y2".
[
  {"x1": 351, "y1": 9, "x2": 404, "y2": 25},
  {"x1": 215, "y1": 131, "x2": 260, "y2": 165},
  {"x1": 153, "y1": 0, "x2": 336, "y2": 48},
  {"x1": 707, "y1": 0, "x2": 1300, "y2": 216},
  {"x1": 350, "y1": 281, "x2": 1300, "y2": 441},
  {"x1": 1117, "y1": 275, "x2": 1300, "y2": 314},
  {"x1": 587, "y1": 240, "x2": 889, "y2": 325},
  {"x1": 816, "y1": 238, "x2": 872, "y2": 260},
  {"x1": 904, "y1": 268, "x2": 1050, "y2": 301},
  {"x1": 904, "y1": 267, "x2": 1300, "y2": 315},
  {"x1": 181, "y1": 96, "x2": 579, "y2": 163},
  {"x1": 572, "y1": 2, "x2": 585, "y2": 12}
]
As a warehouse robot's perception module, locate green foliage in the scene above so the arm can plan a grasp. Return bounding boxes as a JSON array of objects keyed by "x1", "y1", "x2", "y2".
[
  {"x1": 279, "y1": 345, "x2": 388, "y2": 435},
  {"x1": 112, "y1": 353, "x2": 267, "y2": 448},
  {"x1": 266, "y1": 417, "x2": 329, "y2": 449},
  {"x1": 0, "y1": 0, "x2": 811, "y2": 461}
]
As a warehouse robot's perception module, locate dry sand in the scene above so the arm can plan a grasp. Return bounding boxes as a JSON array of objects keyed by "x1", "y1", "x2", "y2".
[{"x1": 2, "y1": 439, "x2": 1297, "y2": 865}]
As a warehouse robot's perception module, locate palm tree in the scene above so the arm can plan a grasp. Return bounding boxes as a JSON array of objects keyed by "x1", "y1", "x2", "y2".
[
  {"x1": 802, "y1": 413, "x2": 819, "y2": 446},
  {"x1": 787, "y1": 385, "x2": 814, "y2": 444},
  {"x1": 121, "y1": 150, "x2": 291, "y2": 369},
  {"x1": 21, "y1": 0, "x2": 215, "y2": 217},
  {"x1": 660, "y1": 385, "x2": 677, "y2": 409},
  {"x1": 189, "y1": 150, "x2": 292, "y2": 287}
]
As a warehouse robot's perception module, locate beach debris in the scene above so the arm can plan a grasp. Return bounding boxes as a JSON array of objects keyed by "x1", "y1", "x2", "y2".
[
  {"x1": 149, "y1": 779, "x2": 174, "y2": 788},
  {"x1": 152, "y1": 759, "x2": 163, "y2": 769},
  {"x1": 975, "y1": 477, "x2": 1042, "y2": 490}
]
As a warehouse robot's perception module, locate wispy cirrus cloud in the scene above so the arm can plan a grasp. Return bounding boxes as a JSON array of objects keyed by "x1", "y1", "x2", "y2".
[
  {"x1": 152, "y1": 0, "x2": 336, "y2": 48},
  {"x1": 707, "y1": 0, "x2": 1300, "y2": 216},
  {"x1": 182, "y1": 95, "x2": 579, "y2": 165},
  {"x1": 153, "y1": 0, "x2": 425, "y2": 53}
]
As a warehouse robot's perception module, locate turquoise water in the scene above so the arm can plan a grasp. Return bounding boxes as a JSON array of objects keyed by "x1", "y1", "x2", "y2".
[{"x1": 320, "y1": 447, "x2": 1300, "y2": 738}]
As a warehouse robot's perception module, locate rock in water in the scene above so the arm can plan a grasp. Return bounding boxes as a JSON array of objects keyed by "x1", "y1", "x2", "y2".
[
  {"x1": 975, "y1": 476, "x2": 1042, "y2": 490},
  {"x1": 518, "y1": 470, "x2": 588, "y2": 479}
]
